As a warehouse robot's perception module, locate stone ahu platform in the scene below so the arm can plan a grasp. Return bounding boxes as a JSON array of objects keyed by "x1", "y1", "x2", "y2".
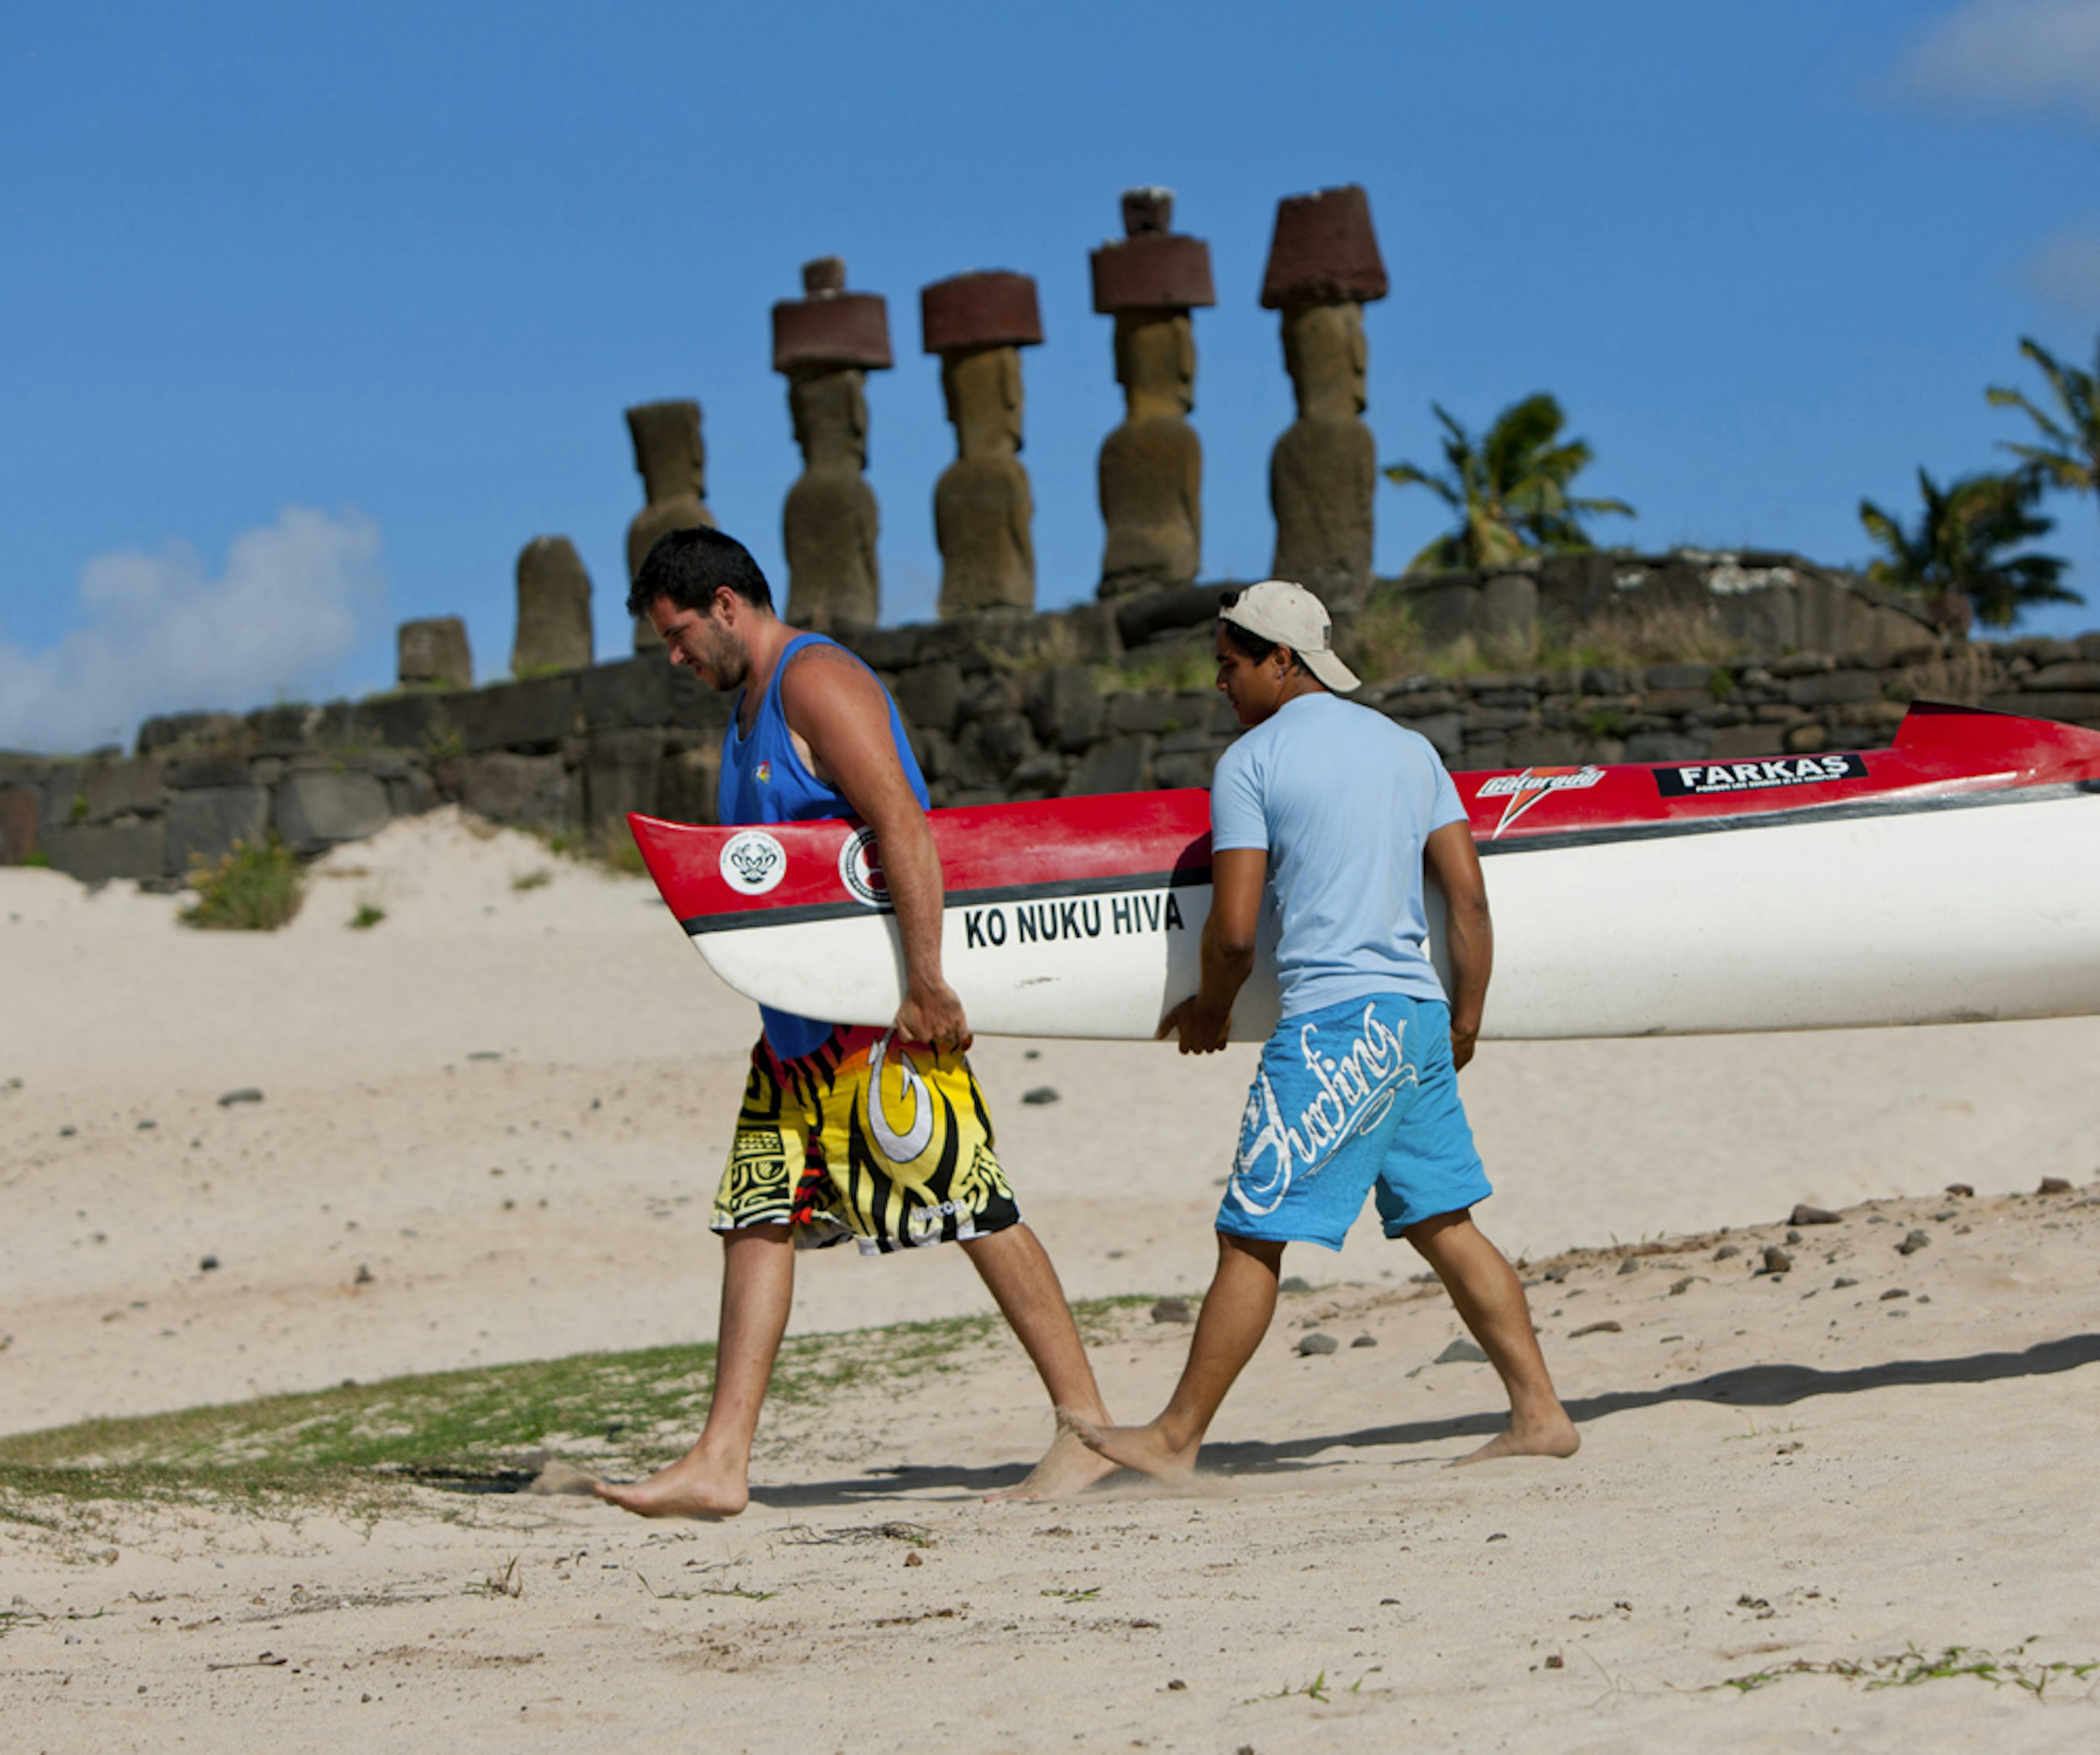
[{"x1": 3, "y1": 551, "x2": 2097, "y2": 885}]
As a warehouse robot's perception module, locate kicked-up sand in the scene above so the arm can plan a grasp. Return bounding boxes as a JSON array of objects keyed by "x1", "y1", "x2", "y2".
[{"x1": 2, "y1": 808, "x2": 2096, "y2": 1750}]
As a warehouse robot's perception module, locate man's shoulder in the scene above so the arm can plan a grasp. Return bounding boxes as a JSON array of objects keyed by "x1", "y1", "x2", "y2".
[
  {"x1": 778, "y1": 636, "x2": 890, "y2": 713},
  {"x1": 1277, "y1": 691, "x2": 1411, "y2": 750}
]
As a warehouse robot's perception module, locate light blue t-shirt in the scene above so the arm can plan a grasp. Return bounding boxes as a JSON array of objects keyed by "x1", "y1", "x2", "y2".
[{"x1": 1209, "y1": 691, "x2": 1467, "y2": 1019}]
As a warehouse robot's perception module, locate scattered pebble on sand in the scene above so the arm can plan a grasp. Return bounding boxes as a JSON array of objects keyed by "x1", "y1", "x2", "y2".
[
  {"x1": 1570, "y1": 1320, "x2": 1623, "y2": 1337},
  {"x1": 217, "y1": 1087, "x2": 264, "y2": 1107},
  {"x1": 1297, "y1": 1332, "x2": 1339, "y2": 1356},
  {"x1": 1790, "y1": 1203, "x2": 1841, "y2": 1225},
  {"x1": 1020, "y1": 1087, "x2": 1060, "y2": 1105}
]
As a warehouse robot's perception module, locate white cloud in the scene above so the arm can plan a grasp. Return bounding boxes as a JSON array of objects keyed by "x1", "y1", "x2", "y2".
[
  {"x1": 0, "y1": 507, "x2": 387, "y2": 754},
  {"x1": 1896, "y1": 0, "x2": 2100, "y2": 121},
  {"x1": 2023, "y1": 224, "x2": 2100, "y2": 312}
]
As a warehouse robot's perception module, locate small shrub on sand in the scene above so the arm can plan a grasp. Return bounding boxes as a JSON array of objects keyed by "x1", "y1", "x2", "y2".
[
  {"x1": 181, "y1": 836, "x2": 305, "y2": 931},
  {"x1": 348, "y1": 903, "x2": 386, "y2": 929}
]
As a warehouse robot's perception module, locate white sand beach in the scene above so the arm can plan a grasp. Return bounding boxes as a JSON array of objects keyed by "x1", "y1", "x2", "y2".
[{"x1": 3, "y1": 810, "x2": 2097, "y2": 1750}]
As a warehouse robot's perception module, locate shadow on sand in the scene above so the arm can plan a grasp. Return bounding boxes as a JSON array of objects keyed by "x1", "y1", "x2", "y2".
[{"x1": 738, "y1": 1330, "x2": 2100, "y2": 1509}]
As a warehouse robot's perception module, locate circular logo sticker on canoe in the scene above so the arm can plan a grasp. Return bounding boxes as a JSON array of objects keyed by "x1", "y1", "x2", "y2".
[
  {"x1": 718, "y1": 830, "x2": 786, "y2": 896},
  {"x1": 838, "y1": 826, "x2": 890, "y2": 909}
]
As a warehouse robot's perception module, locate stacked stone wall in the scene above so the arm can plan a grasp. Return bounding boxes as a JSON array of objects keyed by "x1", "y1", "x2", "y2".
[{"x1": 3, "y1": 563, "x2": 2097, "y2": 885}]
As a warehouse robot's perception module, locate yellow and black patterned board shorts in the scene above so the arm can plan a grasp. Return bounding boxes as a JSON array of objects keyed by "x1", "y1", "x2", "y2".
[{"x1": 715, "y1": 1024, "x2": 1022, "y2": 1255}]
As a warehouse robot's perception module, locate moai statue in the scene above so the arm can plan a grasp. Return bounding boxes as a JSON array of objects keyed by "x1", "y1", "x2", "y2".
[
  {"x1": 398, "y1": 617, "x2": 471, "y2": 690},
  {"x1": 921, "y1": 270, "x2": 1042, "y2": 616},
  {"x1": 512, "y1": 535, "x2": 594, "y2": 675},
  {"x1": 1090, "y1": 188, "x2": 1215, "y2": 598},
  {"x1": 625, "y1": 399, "x2": 715, "y2": 650},
  {"x1": 1262, "y1": 184, "x2": 1389, "y2": 611},
  {"x1": 772, "y1": 256, "x2": 892, "y2": 629}
]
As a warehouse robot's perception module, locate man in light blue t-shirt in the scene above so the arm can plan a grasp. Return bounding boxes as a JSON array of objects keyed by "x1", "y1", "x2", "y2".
[{"x1": 1068, "y1": 580, "x2": 1577, "y2": 1482}]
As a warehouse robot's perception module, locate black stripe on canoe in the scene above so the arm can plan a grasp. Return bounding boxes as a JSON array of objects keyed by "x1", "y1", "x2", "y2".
[
  {"x1": 678, "y1": 780, "x2": 2098, "y2": 935},
  {"x1": 679, "y1": 865, "x2": 1208, "y2": 936}
]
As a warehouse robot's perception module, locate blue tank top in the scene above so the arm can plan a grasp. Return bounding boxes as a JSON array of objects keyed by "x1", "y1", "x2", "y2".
[{"x1": 718, "y1": 631, "x2": 930, "y2": 1058}]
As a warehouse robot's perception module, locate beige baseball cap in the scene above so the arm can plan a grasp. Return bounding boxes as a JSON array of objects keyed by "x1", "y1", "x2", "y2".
[{"x1": 1218, "y1": 580, "x2": 1361, "y2": 694}]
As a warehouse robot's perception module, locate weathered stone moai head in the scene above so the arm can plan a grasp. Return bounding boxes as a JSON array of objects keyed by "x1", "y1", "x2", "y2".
[
  {"x1": 512, "y1": 535, "x2": 594, "y2": 676},
  {"x1": 772, "y1": 256, "x2": 892, "y2": 630},
  {"x1": 398, "y1": 616, "x2": 472, "y2": 691},
  {"x1": 921, "y1": 270, "x2": 1042, "y2": 617},
  {"x1": 625, "y1": 399, "x2": 715, "y2": 649},
  {"x1": 1262, "y1": 184, "x2": 1388, "y2": 611},
  {"x1": 1090, "y1": 186, "x2": 1215, "y2": 598}
]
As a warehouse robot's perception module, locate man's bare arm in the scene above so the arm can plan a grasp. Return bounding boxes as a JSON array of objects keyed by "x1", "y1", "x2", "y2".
[
  {"x1": 1158, "y1": 847, "x2": 1265, "y2": 1055},
  {"x1": 780, "y1": 646, "x2": 969, "y2": 1049},
  {"x1": 1423, "y1": 819, "x2": 1491, "y2": 1070}
]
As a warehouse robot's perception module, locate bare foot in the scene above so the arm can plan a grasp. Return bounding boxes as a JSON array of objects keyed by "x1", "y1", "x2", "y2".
[
  {"x1": 1058, "y1": 1407, "x2": 1202, "y2": 1483},
  {"x1": 985, "y1": 1425, "x2": 1120, "y2": 1502},
  {"x1": 593, "y1": 1452, "x2": 749, "y2": 1518},
  {"x1": 1450, "y1": 1411, "x2": 1582, "y2": 1467}
]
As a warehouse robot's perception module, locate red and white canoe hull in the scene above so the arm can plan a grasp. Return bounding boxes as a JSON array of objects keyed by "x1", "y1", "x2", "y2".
[{"x1": 630, "y1": 704, "x2": 2100, "y2": 1042}]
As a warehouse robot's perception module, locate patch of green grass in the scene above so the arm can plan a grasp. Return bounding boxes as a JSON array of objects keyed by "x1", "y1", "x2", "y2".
[
  {"x1": 0, "y1": 1298, "x2": 1156, "y2": 1512},
  {"x1": 180, "y1": 835, "x2": 304, "y2": 931},
  {"x1": 1246, "y1": 1671, "x2": 1333, "y2": 1705},
  {"x1": 516, "y1": 823, "x2": 649, "y2": 878},
  {"x1": 1719, "y1": 1642, "x2": 2098, "y2": 1697},
  {"x1": 0, "y1": 1606, "x2": 104, "y2": 1642},
  {"x1": 67, "y1": 793, "x2": 89, "y2": 825},
  {"x1": 463, "y1": 1555, "x2": 523, "y2": 1598},
  {"x1": 1099, "y1": 643, "x2": 1215, "y2": 695},
  {"x1": 599, "y1": 834, "x2": 646, "y2": 876},
  {"x1": 348, "y1": 903, "x2": 386, "y2": 929},
  {"x1": 21, "y1": 849, "x2": 51, "y2": 869}
]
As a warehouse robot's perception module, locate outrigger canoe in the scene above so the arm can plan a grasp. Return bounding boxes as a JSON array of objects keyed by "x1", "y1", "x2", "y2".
[{"x1": 629, "y1": 702, "x2": 2100, "y2": 1041}]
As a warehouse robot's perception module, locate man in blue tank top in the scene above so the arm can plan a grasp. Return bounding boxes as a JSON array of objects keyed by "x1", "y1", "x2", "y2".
[
  {"x1": 598, "y1": 527, "x2": 1117, "y2": 1517},
  {"x1": 1068, "y1": 580, "x2": 1578, "y2": 1482}
]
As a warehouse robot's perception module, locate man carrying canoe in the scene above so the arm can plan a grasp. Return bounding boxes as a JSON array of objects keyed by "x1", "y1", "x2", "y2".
[
  {"x1": 598, "y1": 526, "x2": 1116, "y2": 1516},
  {"x1": 1068, "y1": 580, "x2": 1578, "y2": 1479}
]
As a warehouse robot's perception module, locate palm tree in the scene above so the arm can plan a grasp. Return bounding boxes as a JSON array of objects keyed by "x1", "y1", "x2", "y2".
[
  {"x1": 1858, "y1": 468, "x2": 2080, "y2": 630},
  {"x1": 1382, "y1": 393, "x2": 1635, "y2": 572},
  {"x1": 1987, "y1": 336, "x2": 2100, "y2": 507}
]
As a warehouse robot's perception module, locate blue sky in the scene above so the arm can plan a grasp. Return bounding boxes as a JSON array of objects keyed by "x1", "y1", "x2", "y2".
[{"x1": 5, "y1": 0, "x2": 2100, "y2": 750}]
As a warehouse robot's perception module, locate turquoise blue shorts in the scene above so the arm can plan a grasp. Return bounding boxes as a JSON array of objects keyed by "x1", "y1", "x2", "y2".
[{"x1": 1216, "y1": 993, "x2": 1490, "y2": 1251}]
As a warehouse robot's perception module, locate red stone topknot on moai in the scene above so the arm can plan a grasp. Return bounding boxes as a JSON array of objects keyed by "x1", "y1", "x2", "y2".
[
  {"x1": 1262, "y1": 184, "x2": 1388, "y2": 611},
  {"x1": 1089, "y1": 188, "x2": 1215, "y2": 599},
  {"x1": 921, "y1": 271, "x2": 1043, "y2": 617},
  {"x1": 771, "y1": 258, "x2": 892, "y2": 630}
]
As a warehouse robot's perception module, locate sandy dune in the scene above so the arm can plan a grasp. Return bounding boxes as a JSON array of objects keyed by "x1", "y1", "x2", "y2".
[{"x1": 3, "y1": 810, "x2": 2097, "y2": 1749}]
